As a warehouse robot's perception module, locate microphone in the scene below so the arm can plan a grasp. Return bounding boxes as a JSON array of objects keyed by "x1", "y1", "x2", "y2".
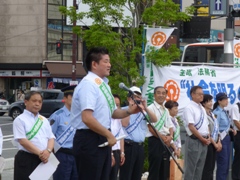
[{"x1": 119, "y1": 82, "x2": 133, "y2": 93}]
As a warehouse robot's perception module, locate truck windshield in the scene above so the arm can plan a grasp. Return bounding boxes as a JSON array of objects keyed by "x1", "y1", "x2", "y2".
[{"x1": 183, "y1": 45, "x2": 224, "y2": 64}]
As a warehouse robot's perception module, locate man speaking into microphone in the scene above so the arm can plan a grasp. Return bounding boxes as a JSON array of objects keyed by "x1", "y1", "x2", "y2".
[{"x1": 70, "y1": 47, "x2": 144, "y2": 180}]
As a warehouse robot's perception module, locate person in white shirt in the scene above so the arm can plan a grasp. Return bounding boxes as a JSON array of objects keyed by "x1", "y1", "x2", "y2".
[
  {"x1": 147, "y1": 86, "x2": 174, "y2": 180},
  {"x1": 164, "y1": 100, "x2": 181, "y2": 158},
  {"x1": 182, "y1": 85, "x2": 210, "y2": 180},
  {"x1": 201, "y1": 94, "x2": 222, "y2": 180},
  {"x1": 230, "y1": 90, "x2": 240, "y2": 180},
  {"x1": 110, "y1": 94, "x2": 125, "y2": 180},
  {"x1": 13, "y1": 91, "x2": 55, "y2": 180}
]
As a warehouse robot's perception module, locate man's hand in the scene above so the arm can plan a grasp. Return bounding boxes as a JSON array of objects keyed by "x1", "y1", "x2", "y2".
[
  {"x1": 164, "y1": 136, "x2": 172, "y2": 147},
  {"x1": 111, "y1": 154, "x2": 115, "y2": 167},
  {"x1": 107, "y1": 133, "x2": 117, "y2": 147},
  {"x1": 39, "y1": 150, "x2": 50, "y2": 163},
  {"x1": 201, "y1": 137, "x2": 211, "y2": 146},
  {"x1": 216, "y1": 141, "x2": 222, "y2": 152},
  {"x1": 120, "y1": 152, "x2": 125, "y2": 166}
]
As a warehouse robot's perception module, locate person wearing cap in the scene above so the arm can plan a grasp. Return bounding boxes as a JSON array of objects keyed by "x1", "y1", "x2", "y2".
[
  {"x1": 231, "y1": 89, "x2": 240, "y2": 180},
  {"x1": 110, "y1": 94, "x2": 125, "y2": 180},
  {"x1": 48, "y1": 85, "x2": 78, "y2": 180},
  {"x1": 119, "y1": 86, "x2": 157, "y2": 180},
  {"x1": 200, "y1": 94, "x2": 222, "y2": 180},
  {"x1": 213, "y1": 92, "x2": 236, "y2": 180},
  {"x1": 13, "y1": 91, "x2": 55, "y2": 180},
  {"x1": 182, "y1": 86, "x2": 210, "y2": 180},
  {"x1": 146, "y1": 86, "x2": 174, "y2": 180},
  {"x1": 70, "y1": 47, "x2": 143, "y2": 180}
]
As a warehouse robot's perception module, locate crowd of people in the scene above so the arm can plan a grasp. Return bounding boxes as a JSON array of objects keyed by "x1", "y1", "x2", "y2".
[{"x1": 11, "y1": 47, "x2": 240, "y2": 180}]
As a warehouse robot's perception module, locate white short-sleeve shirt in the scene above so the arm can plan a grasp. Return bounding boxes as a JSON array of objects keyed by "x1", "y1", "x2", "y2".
[
  {"x1": 230, "y1": 103, "x2": 240, "y2": 130},
  {"x1": 111, "y1": 118, "x2": 125, "y2": 151},
  {"x1": 182, "y1": 101, "x2": 209, "y2": 136},
  {"x1": 146, "y1": 101, "x2": 174, "y2": 137},
  {"x1": 70, "y1": 72, "x2": 116, "y2": 129},
  {"x1": 13, "y1": 109, "x2": 55, "y2": 152}
]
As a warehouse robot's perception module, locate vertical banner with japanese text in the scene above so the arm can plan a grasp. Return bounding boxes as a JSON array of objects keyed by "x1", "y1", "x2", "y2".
[{"x1": 142, "y1": 27, "x2": 174, "y2": 105}]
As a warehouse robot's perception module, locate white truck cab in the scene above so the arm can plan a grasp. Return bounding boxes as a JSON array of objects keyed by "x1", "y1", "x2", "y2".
[{"x1": 180, "y1": 42, "x2": 224, "y2": 65}]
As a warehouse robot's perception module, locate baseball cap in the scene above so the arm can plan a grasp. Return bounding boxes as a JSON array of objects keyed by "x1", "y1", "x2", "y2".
[
  {"x1": 216, "y1": 92, "x2": 228, "y2": 101},
  {"x1": 130, "y1": 86, "x2": 141, "y2": 95}
]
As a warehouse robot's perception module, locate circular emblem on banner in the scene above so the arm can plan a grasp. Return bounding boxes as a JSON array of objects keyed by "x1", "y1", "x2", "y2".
[
  {"x1": 234, "y1": 43, "x2": 240, "y2": 58},
  {"x1": 151, "y1": 31, "x2": 166, "y2": 46},
  {"x1": 164, "y1": 80, "x2": 180, "y2": 102},
  {"x1": 95, "y1": 78, "x2": 102, "y2": 85}
]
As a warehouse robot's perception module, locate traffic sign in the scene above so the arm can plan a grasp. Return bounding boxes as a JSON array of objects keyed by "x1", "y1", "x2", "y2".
[
  {"x1": 233, "y1": 3, "x2": 240, "y2": 10},
  {"x1": 209, "y1": 0, "x2": 229, "y2": 16}
]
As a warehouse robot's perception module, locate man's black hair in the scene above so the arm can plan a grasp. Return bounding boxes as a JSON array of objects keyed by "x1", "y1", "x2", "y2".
[{"x1": 85, "y1": 47, "x2": 109, "y2": 71}]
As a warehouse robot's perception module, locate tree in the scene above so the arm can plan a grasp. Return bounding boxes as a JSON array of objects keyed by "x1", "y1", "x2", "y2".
[{"x1": 59, "y1": 0, "x2": 194, "y2": 98}]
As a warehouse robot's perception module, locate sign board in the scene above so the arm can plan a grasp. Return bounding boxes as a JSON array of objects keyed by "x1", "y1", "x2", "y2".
[
  {"x1": 70, "y1": 81, "x2": 78, "y2": 86},
  {"x1": 209, "y1": 0, "x2": 229, "y2": 16},
  {"x1": 0, "y1": 70, "x2": 50, "y2": 77},
  {"x1": 233, "y1": 3, "x2": 240, "y2": 10}
]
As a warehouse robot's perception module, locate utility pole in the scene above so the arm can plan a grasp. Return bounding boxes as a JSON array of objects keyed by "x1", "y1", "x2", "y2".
[
  {"x1": 224, "y1": 5, "x2": 234, "y2": 64},
  {"x1": 72, "y1": 0, "x2": 77, "y2": 81}
]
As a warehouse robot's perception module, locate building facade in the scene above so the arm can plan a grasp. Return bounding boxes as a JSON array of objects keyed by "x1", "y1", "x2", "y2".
[{"x1": 0, "y1": 0, "x2": 85, "y2": 102}]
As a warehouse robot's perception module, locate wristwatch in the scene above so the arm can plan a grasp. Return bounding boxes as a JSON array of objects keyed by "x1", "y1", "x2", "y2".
[
  {"x1": 47, "y1": 148, "x2": 52, "y2": 153},
  {"x1": 121, "y1": 152, "x2": 125, "y2": 156}
]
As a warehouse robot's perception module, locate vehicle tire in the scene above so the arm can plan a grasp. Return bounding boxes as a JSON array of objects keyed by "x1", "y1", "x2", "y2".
[
  {"x1": 11, "y1": 108, "x2": 22, "y2": 120},
  {"x1": 0, "y1": 112, "x2": 5, "y2": 116}
]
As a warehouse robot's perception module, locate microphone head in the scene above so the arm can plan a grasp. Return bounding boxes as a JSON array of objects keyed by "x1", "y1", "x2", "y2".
[{"x1": 119, "y1": 82, "x2": 125, "y2": 89}]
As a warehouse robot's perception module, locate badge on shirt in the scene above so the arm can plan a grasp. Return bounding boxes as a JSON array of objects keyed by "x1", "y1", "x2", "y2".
[
  {"x1": 64, "y1": 122, "x2": 68, "y2": 125},
  {"x1": 95, "y1": 78, "x2": 102, "y2": 85}
]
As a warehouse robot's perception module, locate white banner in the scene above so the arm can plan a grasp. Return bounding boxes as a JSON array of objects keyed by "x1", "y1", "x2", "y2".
[
  {"x1": 142, "y1": 65, "x2": 240, "y2": 116},
  {"x1": 145, "y1": 27, "x2": 175, "y2": 50}
]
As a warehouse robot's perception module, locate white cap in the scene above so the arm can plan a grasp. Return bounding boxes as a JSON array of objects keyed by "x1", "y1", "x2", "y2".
[{"x1": 129, "y1": 86, "x2": 141, "y2": 94}]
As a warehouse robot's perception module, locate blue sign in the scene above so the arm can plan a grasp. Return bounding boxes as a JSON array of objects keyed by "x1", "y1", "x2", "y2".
[
  {"x1": 209, "y1": 0, "x2": 228, "y2": 16},
  {"x1": 215, "y1": 0, "x2": 222, "y2": 11},
  {"x1": 233, "y1": 3, "x2": 240, "y2": 9}
]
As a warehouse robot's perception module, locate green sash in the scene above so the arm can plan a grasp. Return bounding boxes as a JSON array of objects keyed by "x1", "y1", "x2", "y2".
[
  {"x1": 26, "y1": 115, "x2": 44, "y2": 140},
  {"x1": 154, "y1": 109, "x2": 167, "y2": 131},
  {"x1": 173, "y1": 125, "x2": 180, "y2": 141},
  {"x1": 86, "y1": 76, "x2": 115, "y2": 115}
]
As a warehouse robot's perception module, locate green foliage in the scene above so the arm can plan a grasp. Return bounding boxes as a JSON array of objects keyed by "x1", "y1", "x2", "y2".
[
  {"x1": 176, "y1": 115, "x2": 184, "y2": 126},
  {"x1": 59, "y1": 2, "x2": 192, "y2": 170},
  {"x1": 142, "y1": 0, "x2": 193, "y2": 26},
  {"x1": 59, "y1": 0, "x2": 193, "y2": 100}
]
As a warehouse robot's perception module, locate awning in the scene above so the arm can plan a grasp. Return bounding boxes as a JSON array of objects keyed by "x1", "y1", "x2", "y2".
[{"x1": 45, "y1": 61, "x2": 86, "y2": 78}]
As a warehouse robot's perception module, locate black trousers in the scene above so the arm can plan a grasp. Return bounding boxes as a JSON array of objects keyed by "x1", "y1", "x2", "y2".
[
  {"x1": 14, "y1": 150, "x2": 41, "y2": 180},
  {"x1": 232, "y1": 131, "x2": 240, "y2": 180},
  {"x1": 119, "y1": 140, "x2": 144, "y2": 180},
  {"x1": 109, "y1": 150, "x2": 120, "y2": 180},
  {"x1": 201, "y1": 143, "x2": 216, "y2": 180},
  {"x1": 148, "y1": 136, "x2": 170, "y2": 180},
  {"x1": 73, "y1": 129, "x2": 111, "y2": 180}
]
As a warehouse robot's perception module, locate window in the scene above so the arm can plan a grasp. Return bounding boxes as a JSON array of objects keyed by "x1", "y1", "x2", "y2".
[
  {"x1": 184, "y1": 45, "x2": 223, "y2": 64},
  {"x1": 42, "y1": 92, "x2": 58, "y2": 100}
]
